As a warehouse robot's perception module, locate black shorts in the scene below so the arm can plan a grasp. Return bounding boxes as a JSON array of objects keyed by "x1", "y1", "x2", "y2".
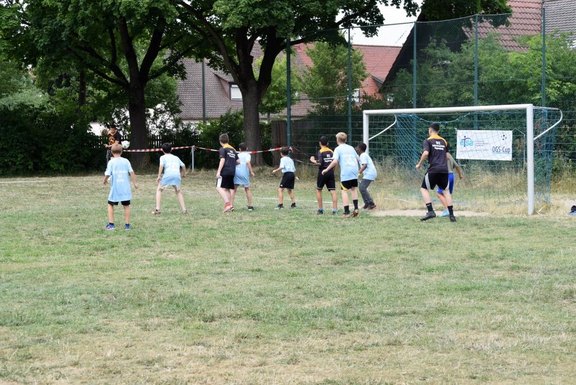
[
  {"x1": 340, "y1": 179, "x2": 358, "y2": 191},
  {"x1": 108, "y1": 200, "x2": 130, "y2": 206},
  {"x1": 316, "y1": 172, "x2": 336, "y2": 191},
  {"x1": 421, "y1": 172, "x2": 449, "y2": 191},
  {"x1": 217, "y1": 175, "x2": 235, "y2": 190},
  {"x1": 279, "y1": 172, "x2": 295, "y2": 189}
]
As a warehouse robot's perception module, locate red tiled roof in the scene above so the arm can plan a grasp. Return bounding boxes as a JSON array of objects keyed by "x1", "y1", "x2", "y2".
[
  {"x1": 293, "y1": 43, "x2": 401, "y2": 97},
  {"x1": 474, "y1": 0, "x2": 542, "y2": 51}
]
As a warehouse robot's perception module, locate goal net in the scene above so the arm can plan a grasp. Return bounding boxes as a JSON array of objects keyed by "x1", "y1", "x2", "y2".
[{"x1": 362, "y1": 104, "x2": 563, "y2": 215}]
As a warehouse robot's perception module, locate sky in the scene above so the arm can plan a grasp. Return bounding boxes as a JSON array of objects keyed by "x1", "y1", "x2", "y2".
[{"x1": 349, "y1": 1, "x2": 422, "y2": 46}]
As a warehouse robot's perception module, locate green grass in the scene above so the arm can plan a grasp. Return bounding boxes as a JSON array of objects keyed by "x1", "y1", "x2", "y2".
[{"x1": 1, "y1": 171, "x2": 575, "y2": 384}]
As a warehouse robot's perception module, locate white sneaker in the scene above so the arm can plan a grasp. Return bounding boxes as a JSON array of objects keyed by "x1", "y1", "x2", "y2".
[{"x1": 440, "y1": 209, "x2": 449, "y2": 217}]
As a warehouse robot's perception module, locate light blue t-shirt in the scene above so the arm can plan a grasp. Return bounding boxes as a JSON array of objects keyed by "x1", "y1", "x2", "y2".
[
  {"x1": 105, "y1": 157, "x2": 134, "y2": 202},
  {"x1": 333, "y1": 143, "x2": 359, "y2": 182},
  {"x1": 159, "y1": 153, "x2": 184, "y2": 187},
  {"x1": 279, "y1": 156, "x2": 296, "y2": 173},
  {"x1": 359, "y1": 152, "x2": 377, "y2": 181},
  {"x1": 234, "y1": 151, "x2": 252, "y2": 186}
]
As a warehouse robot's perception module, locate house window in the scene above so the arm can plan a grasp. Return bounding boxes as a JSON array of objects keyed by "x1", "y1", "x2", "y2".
[{"x1": 230, "y1": 84, "x2": 242, "y2": 100}]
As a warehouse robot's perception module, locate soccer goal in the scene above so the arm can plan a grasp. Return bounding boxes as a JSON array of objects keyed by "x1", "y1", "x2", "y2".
[{"x1": 362, "y1": 104, "x2": 563, "y2": 215}]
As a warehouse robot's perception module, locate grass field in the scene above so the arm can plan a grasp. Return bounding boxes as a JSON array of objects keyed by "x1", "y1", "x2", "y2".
[{"x1": 1, "y1": 169, "x2": 575, "y2": 385}]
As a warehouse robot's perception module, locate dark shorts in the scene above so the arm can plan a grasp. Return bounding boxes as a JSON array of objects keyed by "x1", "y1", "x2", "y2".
[
  {"x1": 340, "y1": 179, "x2": 358, "y2": 191},
  {"x1": 422, "y1": 172, "x2": 449, "y2": 191},
  {"x1": 437, "y1": 172, "x2": 455, "y2": 194},
  {"x1": 316, "y1": 172, "x2": 336, "y2": 191},
  {"x1": 217, "y1": 175, "x2": 235, "y2": 190},
  {"x1": 108, "y1": 200, "x2": 130, "y2": 206},
  {"x1": 279, "y1": 172, "x2": 295, "y2": 189}
]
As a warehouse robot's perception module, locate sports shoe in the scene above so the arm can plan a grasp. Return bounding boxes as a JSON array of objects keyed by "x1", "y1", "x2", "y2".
[
  {"x1": 124, "y1": 224, "x2": 132, "y2": 230},
  {"x1": 367, "y1": 203, "x2": 376, "y2": 210},
  {"x1": 569, "y1": 205, "x2": 576, "y2": 216},
  {"x1": 105, "y1": 223, "x2": 115, "y2": 230},
  {"x1": 440, "y1": 209, "x2": 449, "y2": 217},
  {"x1": 182, "y1": 209, "x2": 188, "y2": 215},
  {"x1": 342, "y1": 212, "x2": 351, "y2": 218},
  {"x1": 362, "y1": 204, "x2": 368, "y2": 209},
  {"x1": 223, "y1": 203, "x2": 233, "y2": 213},
  {"x1": 449, "y1": 215, "x2": 457, "y2": 222},
  {"x1": 275, "y1": 204, "x2": 284, "y2": 210},
  {"x1": 332, "y1": 209, "x2": 338, "y2": 215},
  {"x1": 352, "y1": 208, "x2": 359, "y2": 217},
  {"x1": 152, "y1": 209, "x2": 161, "y2": 215},
  {"x1": 420, "y1": 211, "x2": 436, "y2": 221},
  {"x1": 247, "y1": 206, "x2": 254, "y2": 211},
  {"x1": 317, "y1": 209, "x2": 324, "y2": 215},
  {"x1": 290, "y1": 202, "x2": 297, "y2": 208}
]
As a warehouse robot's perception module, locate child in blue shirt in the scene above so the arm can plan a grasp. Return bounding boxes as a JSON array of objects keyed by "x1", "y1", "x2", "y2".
[
  {"x1": 103, "y1": 143, "x2": 138, "y2": 230},
  {"x1": 231, "y1": 143, "x2": 256, "y2": 211},
  {"x1": 322, "y1": 132, "x2": 360, "y2": 217},
  {"x1": 153, "y1": 143, "x2": 187, "y2": 215},
  {"x1": 356, "y1": 142, "x2": 377, "y2": 210},
  {"x1": 272, "y1": 146, "x2": 296, "y2": 209}
]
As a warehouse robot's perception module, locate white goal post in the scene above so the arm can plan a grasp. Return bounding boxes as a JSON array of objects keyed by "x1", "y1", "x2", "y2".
[{"x1": 362, "y1": 104, "x2": 563, "y2": 215}]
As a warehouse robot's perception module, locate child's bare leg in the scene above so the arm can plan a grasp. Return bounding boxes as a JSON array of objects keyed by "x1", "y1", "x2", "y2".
[
  {"x1": 315, "y1": 189, "x2": 323, "y2": 209},
  {"x1": 350, "y1": 187, "x2": 358, "y2": 201},
  {"x1": 277, "y1": 187, "x2": 284, "y2": 205},
  {"x1": 175, "y1": 187, "x2": 186, "y2": 212},
  {"x1": 230, "y1": 186, "x2": 238, "y2": 206},
  {"x1": 330, "y1": 190, "x2": 338, "y2": 210},
  {"x1": 436, "y1": 191, "x2": 448, "y2": 209},
  {"x1": 217, "y1": 187, "x2": 231, "y2": 204},
  {"x1": 155, "y1": 186, "x2": 163, "y2": 211},
  {"x1": 341, "y1": 189, "x2": 350, "y2": 207},
  {"x1": 288, "y1": 189, "x2": 295, "y2": 204},
  {"x1": 442, "y1": 189, "x2": 453, "y2": 207},
  {"x1": 107, "y1": 204, "x2": 115, "y2": 224},
  {"x1": 245, "y1": 187, "x2": 253, "y2": 206},
  {"x1": 124, "y1": 204, "x2": 131, "y2": 224}
]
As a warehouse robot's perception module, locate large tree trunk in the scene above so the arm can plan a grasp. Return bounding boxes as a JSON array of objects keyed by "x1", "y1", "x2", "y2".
[
  {"x1": 242, "y1": 82, "x2": 264, "y2": 165},
  {"x1": 127, "y1": 82, "x2": 149, "y2": 169}
]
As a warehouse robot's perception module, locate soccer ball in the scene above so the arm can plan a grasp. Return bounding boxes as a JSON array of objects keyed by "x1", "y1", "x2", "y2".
[{"x1": 121, "y1": 140, "x2": 130, "y2": 149}]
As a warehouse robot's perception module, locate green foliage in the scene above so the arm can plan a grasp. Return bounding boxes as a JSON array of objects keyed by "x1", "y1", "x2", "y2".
[
  {"x1": 0, "y1": 103, "x2": 103, "y2": 175},
  {"x1": 193, "y1": 111, "x2": 272, "y2": 168},
  {"x1": 259, "y1": 55, "x2": 299, "y2": 116},
  {"x1": 300, "y1": 41, "x2": 367, "y2": 115}
]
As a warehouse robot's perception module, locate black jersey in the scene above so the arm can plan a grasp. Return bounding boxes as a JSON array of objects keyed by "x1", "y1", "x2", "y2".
[
  {"x1": 317, "y1": 146, "x2": 334, "y2": 175},
  {"x1": 423, "y1": 134, "x2": 448, "y2": 173},
  {"x1": 219, "y1": 145, "x2": 238, "y2": 176}
]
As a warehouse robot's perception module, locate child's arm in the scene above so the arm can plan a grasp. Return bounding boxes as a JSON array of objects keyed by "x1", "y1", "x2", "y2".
[
  {"x1": 180, "y1": 166, "x2": 187, "y2": 178},
  {"x1": 321, "y1": 158, "x2": 338, "y2": 175},
  {"x1": 103, "y1": 175, "x2": 109, "y2": 185},
  {"x1": 455, "y1": 163, "x2": 464, "y2": 179},
  {"x1": 156, "y1": 163, "x2": 164, "y2": 183},
  {"x1": 216, "y1": 158, "x2": 225, "y2": 178},
  {"x1": 130, "y1": 171, "x2": 138, "y2": 189},
  {"x1": 272, "y1": 165, "x2": 281, "y2": 174},
  {"x1": 309, "y1": 155, "x2": 319, "y2": 165},
  {"x1": 359, "y1": 163, "x2": 367, "y2": 174},
  {"x1": 247, "y1": 160, "x2": 255, "y2": 177}
]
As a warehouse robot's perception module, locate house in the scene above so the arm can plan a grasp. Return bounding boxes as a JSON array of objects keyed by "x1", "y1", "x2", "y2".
[
  {"x1": 543, "y1": 0, "x2": 576, "y2": 40},
  {"x1": 176, "y1": 43, "x2": 402, "y2": 124},
  {"x1": 383, "y1": 0, "x2": 545, "y2": 87}
]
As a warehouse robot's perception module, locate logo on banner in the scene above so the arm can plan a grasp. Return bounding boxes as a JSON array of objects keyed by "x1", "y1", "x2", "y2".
[{"x1": 456, "y1": 130, "x2": 513, "y2": 161}]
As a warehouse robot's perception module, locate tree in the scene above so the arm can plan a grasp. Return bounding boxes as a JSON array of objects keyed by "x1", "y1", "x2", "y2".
[
  {"x1": 1, "y1": 0, "x2": 200, "y2": 167},
  {"x1": 259, "y1": 55, "x2": 299, "y2": 120},
  {"x1": 173, "y1": 0, "x2": 510, "y2": 163},
  {"x1": 300, "y1": 42, "x2": 367, "y2": 115}
]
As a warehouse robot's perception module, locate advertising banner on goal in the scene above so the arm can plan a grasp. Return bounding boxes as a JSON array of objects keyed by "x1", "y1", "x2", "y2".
[{"x1": 456, "y1": 130, "x2": 513, "y2": 161}]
